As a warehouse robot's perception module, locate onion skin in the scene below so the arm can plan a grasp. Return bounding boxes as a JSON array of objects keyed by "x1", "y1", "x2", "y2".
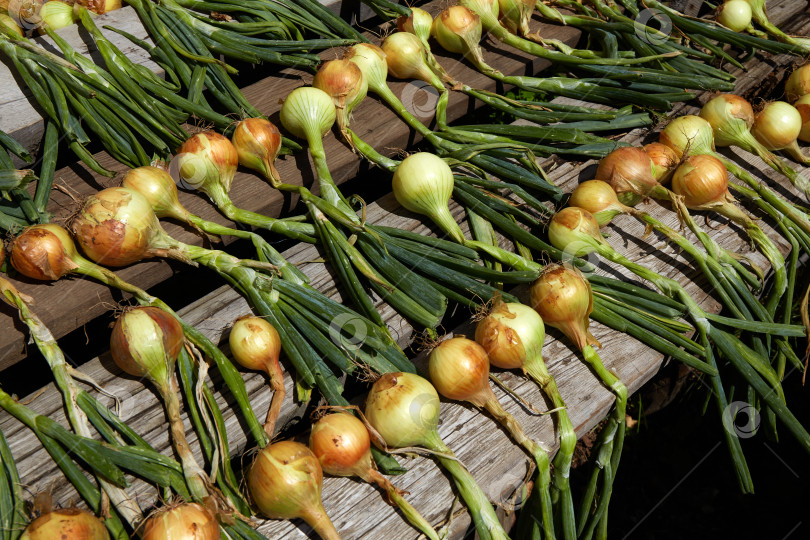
[
  {"x1": 698, "y1": 94, "x2": 755, "y2": 148},
  {"x1": 428, "y1": 337, "x2": 493, "y2": 407},
  {"x1": 671, "y1": 154, "x2": 731, "y2": 209},
  {"x1": 381, "y1": 32, "x2": 433, "y2": 83},
  {"x1": 231, "y1": 118, "x2": 282, "y2": 183},
  {"x1": 548, "y1": 206, "x2": 608, "y2": 256},
  {"x1": 644, "y1": 143, "x2": 679, "y2": 182},
  {"x1": 568, "y1": 179, "x2": 629, "y2": 226},
  {"x1": 786, "y1": 65, "x2": 810, "y2": 103},
  {"x1": 716, "y1": 0, "x2": 752, "y2": 32},
  {"x1": 432, "y1": 6, "x2": 483, "y2": 62},
  {"x1": 364, "y1": 372, "x2": 440, "y2": 449},
  {"x1": 177, "y1": 132, "x2": 239, "y2": 194},
  {"x1": 309, "y1": 413, "x2": 373, "y2": 478},
  {"x1": 121, "y1": 166, "x2": 189, "y2": 221},
  {"x1": 795, "y1": 94, "x2": 810, "y2": 143},
  {"x1": 751, "y1": 101, "x2": 802, "y2": 151},
  {"x1": 38, "y1": 1, "x2": 76, "y2": 32},
  {"x1": 20, "y1": 508, "x2": 109, "y2": 540},
  {"x1": 110, "y1": 306, "x2": 184, "y2": 385},
  {"x1": 397, "y1": 6, "x2": 433, "y2": 42},
  {"x1": 659, "y1": 115, "x2": 716, "y2": 157},
  {"x1": 475, "y1": 300, "x2": 545, "y2": 371},
  {"x1": 10, "y1": 224, "x2": 80, "y2": 280},
  {"x1": 595, "y1": 147, "x2": 658, "y2": 206},
  {"x1": 530, "y1": 264, "x2": 599, "y2": 352},
  {"x1": 343, "y1": 43, "x2": 388, "y2": 95},
  {"x1": 141, "y1": 503, "x2": 220, "y2": 540},
  {"x1": 313, "y1": 60, "x2": 367, "y2": 142},
  {"x1": 0, "y1": 13, "x2": 24, "y2": 36}
]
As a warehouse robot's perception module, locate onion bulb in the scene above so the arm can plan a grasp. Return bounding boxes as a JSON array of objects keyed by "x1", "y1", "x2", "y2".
[
  {"x1": 716, "y1": 0, "x2": 752, "y2": 32},
  {"x1": 229, "y1": 316, "x2": 285, "y2": 437},
  {"x1": 313, "y1": 60, "x2": 367, "y2": 144},
  {"x1": 643, "y1": 143, "x2": 679, "y2": 182},
  {"x1": 344, "y1": 43, "x2": 388, "y2": 97},
  {"x1": 176, "y1": 131, "x2": 239, "y2": 197},
  {"x1": 428, "y1": 337, "x2": 495, "y2": 408},
  {"x1": 38, "y1": 1, "x2": 76, "y2": 31},
  {"x1": 498, "y1": 0, "x2": 534, "y2": 35},
  {"x1": 671, "y1": 154, "x2": 733, "y2": 210},
  {"x1": 309, "y1": 413, "x2": 375, "y2": 479},
  {"x1": 392, "y1": 153, "x2": 465, "y2": 244},
  {"x1": 231, "y1": 118, "x2": 282, "y2": 185},
  {"x1": 595, "y1": 147, "x2": 659, "y2": 206},
  {"x1": 0, "y1": 12, "x2": 24, "y2": 36},
  {"x1": 381, "y1": 32, "x2": 443, "y2": 90},
  {"x1": 20, "y1": 508, "x2": 109, "y2": 540},
  {"x1": 699, "y1": 94, "x2": 755, "y2": 147},
  {"x1": 280, "y1": 86, "x2": 336, "y2": 143},
  {"x1": 141, "y1": 503, "x2": 220, "y2": 540},
  {"x1": 547, "y1": 206, "x2": 610, "y2": 256},
  {"x1": 10, "y1": 224, "x2": 83, "y2": 280},
  {"x1": 785, "y1": 64, "x2": 810, "y2": 103},
  {"x1": 568, "y1": 179, "x2": 633, "y2": 226},
  {"x1": 397, "y1": 7, "x2": 433, "y2": 43},
  {"x1": 794, "y1": 94, "x2": 810, "y2": 142},
  {"x1": 432, "y1": 6, "x2": 486, "y2": 66},
  {"x1": 247, "y1": 441, "x2": 341, "y2": 540},
  {"x1": 659, "y1": 115, "x2": 716, "y2": 158},
  {"x1": 364, "y1": 372, "x2": 440, "y2": 449},
  {"x1": 530, "y1": 264, "x2": 599, "y2": 351},
  {"x1": 121, "y1": 166, "x2": 192, "y2": 223},
  {"x1": 751, "y1": 101, "x2": 802, "y2": 150},
  {"x1": 75, "y1": 0, "x2": 121, "y2": 15},
  {"x1": 475, "y1": 298, "x2": 545, "y2": 371},
  {"x1": 71, "y1": 187, "x2": 189, "y2": 267}
]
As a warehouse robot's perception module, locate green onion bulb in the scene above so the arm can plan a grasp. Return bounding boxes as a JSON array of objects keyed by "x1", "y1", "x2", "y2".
[
  {"x1": 313, "y1": 60, "x2": 367, "y2": 141},
  {"x1": 247, "y1": 441, "x2": 341, "y2": 540},
  {"x1": 121, "y1": 166, "x2": 191, "y2": 223},
  {"x1": 569, "y1": 179, "x2": 632, "y2": 226},
  {"x1": 716, "y1": 0, "x2": 752, "y2": 32},
  {"x1": 751, "y1": 101, "x2": 802, "y2": 150},
  {"x1": 699, "y1": 93, "x2": 755, "y2": 147},
  {"x1": 309, "y1": 412, "x2": 375, "y2": 479},
  {"x1": 794, "y1": 94, "x2": 810, "y2": 143},
  {"x1": 785, "y1": 65, "x2": 810, "y2": 103},
  {"x1": 20, "y1": 508, "x2": 109, "y2": 540},
  {"x1": 671, "y1": 154, "x2": 733, "y2": 210},
  {"x1": 38, "y1": 1, "x2": 76, "y2": 31},
  {"x1": 497, "y1": 0, "x2": 534, "y2": 35},
  {"x1": 547, "y1": 206, "x2": 610, "y2": 256},
  {"x1": 364, "y1": 372, "x2": 441, "y2": 449},
  {"x1": 176, "y1": 131, "x2": 239, "y2": 195},
  {"x1": 432, "y1": 6, "x2": 485, "y2": 64},
  {"x1": 397, "y1": 7, "x2": 433, "y2": 44},
  {"x1": 381, "y1": 32, "x2": 443, "y2": 89},
  {"x1": 475, "y1": 298, "x2": 545, "y2": 371},
  {"x1": 76, "y1": 0, "x2": 122, "y2": 15},
  {"x1": 530, "y1": 264, "x2": 600, "y2": 351},
  {"x1": 595, "y1": 147, "x2": 658, "y2": 206},
  {"x1": 280, "y1": 86, "x2": 336, "y2": 143},
  {"x1": 659, "y1": 115, "x2": 716, "y2": 158},
  {"x1": 231, "y1": 118, "x2": 282, "y2": 184},
  {"x1": 392, "y1": 153, "x2": 464, "y2": 243},
  {"x1": 344, "y1": 43, "x2": 389, "y2": 97}
]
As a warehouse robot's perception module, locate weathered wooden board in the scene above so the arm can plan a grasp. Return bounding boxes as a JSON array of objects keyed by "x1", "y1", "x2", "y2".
[{"x1": 0, "y1": 0, "x2": 581, "y2": 369}]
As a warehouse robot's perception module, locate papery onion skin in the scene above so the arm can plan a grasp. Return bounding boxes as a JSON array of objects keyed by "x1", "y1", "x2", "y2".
[
  {"x1": 475, "y1": 300, "x2": 544, "y2": 371},
  {"x1": 786, "y1": 65, "x2": 810, "y2": 103},
  {"x1": 659, "y1": 115, "x2": 716, "y2": 158},
  {"x1": 795, "y1": 94, "x2": 810, "y2": 143},
  {"x1": 280, "y1": 86, "x2": 337, "y2": 142},
  {"x1": 313, "y1": 60, "x2": 367, "y2": 140},
  {"x1": 428, "y1": 337, "x2": 493, "y2": 407},
  {"x1": 231, "y1": 118, "x2": 282, "y2": 182},
  {"x1": 309, "y1": 413, "x2": 373, "y2": 478},
  {"x1": 364, "y1": 372, "x2": 440, "y2": 449},
  {"x1": 10, "y1": 224, "x2": 80, "y2": 280},
  {"x1": 643, "y1": 143, "x2": 679, "y2": 182},
  {"x1": 76, "y1": 0, "x2": 122, "y2": 15},
  {"x1": 121, "y1": 166, "x2": 190, "y2": 221},
  {"x1": 699, "y1": 94, "x2": 755, "y2": 147},
  {"x1": 595, "y1": 147, "x2": 658, "y2": 206},
  {"x1": 432, "y1": 6, "x2": 482, "y2": 57},
  {"x1": 381, "y1": 32, "x2": 438, "y2": 85},
  {"x1": 177, "y1": 132, "x2": 239, "y2": 194},
  {"x1": 397, "y1": 7, "x2": 433, "y2": 44},
  {"x1": 0, "y1": 13, "x2": 24, "y2": 36},
  {"x1": 20, "y1": 508, "x2": 109, "y2": 540},
  {"x1": 568, "y1": 179, "x2": 628, "y2": 226},
  {"x1": 141, "y1": 503, "x2": 220, "y2": 540},
  {"x1": 229, "y1": 316, "x2": 281, "y2": 373},
  {"x1": 344, "y1": 43, "x2": 388, "y2": 95},
  {"x1": 547, "y1": 207, "x2": 608, "y2": 256},
  {"x1": 38, "y1": 1, "x2": 76, "y2": 31},
  {"x1": 751, "y1": 101, "x2": 803, "y2": 151},
  {"x1": 671, "y1": 154, "x2": 730, "y2": 209},
  {"x1": 110, "y1": 306, "x2": 183, "y2": 385},
  {"x1": 529, "y1": 264, "x2": 599, "y2": 351},
  {"x1": 716, "y1": 0, "x2": 752, "y2": 32}
]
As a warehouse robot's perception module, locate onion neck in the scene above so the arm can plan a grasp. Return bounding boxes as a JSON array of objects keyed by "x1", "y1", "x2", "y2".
[
  {"x1": 299, "y1": 503, "x2": 342, "y2": 540},
  {"x1": 363, "y1": 469, "x2": 441, "y2": 540},
  {"x1": 263, "y1": 363, "x2": 286, "y2": 438}
]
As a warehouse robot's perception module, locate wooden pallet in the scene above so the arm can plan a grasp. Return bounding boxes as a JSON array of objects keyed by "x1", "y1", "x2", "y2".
[{"x1": 1, "y1": 1, "x2": 809, "y2": 539}]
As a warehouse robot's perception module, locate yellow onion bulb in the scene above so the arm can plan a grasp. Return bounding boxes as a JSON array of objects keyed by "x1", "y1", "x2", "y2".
[
  {"x1": 459, "y1": 0, "x2": 499, "y2": 28},
  {"x1": 671, "y1": 154, "x2": 730, "y2": 209},
  {"x1": 110, "y1": 306, "x2": 183, "y2": 388},
  {"x1": 644, "y1": 142, "x2": 679, "y2": 182},
  {"x1": 548, "y1": 206, "x2": 609, "y2": 256},
  {"x1": 231, "y1": 118, "x2": 282, "y2": 183},
  {"x1": 0, "y1": 12, "x2": 24, "y2": 35},
  {"x1": 568, "y1": 179, "x2": 630, "y2": 226},
  {"x1": 141, "y1": 503, "x2": 220, "y2": 540},
  {"x1": 392, "y1": 153, "x2": 465, "y2": 243},
  {"x1": 475, "y1": 300, "x2": 545, "y2": 371},
  {"x1": 659, "y1": 115, "x2": 716, "y2": 158},
  {"x1": 529, "y1": 264, "x2": 598, "y2": 351},
  {"x1": 381, "y1": 32, "x2": 435, "y2": 83},
  {"x1": 121, "y1": 166, "x2": 190, "y2": 222},
  {"x1": 313, "y1": 59, "x2": 367, "y2": 137},
  {"x1": 595, "y1": 146, "x2": 658, "y2": 206},
  {"x1": 176, "y1": 131, "x2": 239, "y2": 195},
  {"x1": 428, "y1": 337, "x2": 493, "y2": 407},
  {"x1": 10, "y1": 224, "x2": 82, "y2": 280},
  {"x1": 247, "y1": 440, "x2": 340, "y2": 539},
  {"x1": 716, "y1": 0, "x2": 752, "y2": 32},
  {"x1": 751, "y1": 101, "x2": 802, "y2": 151},
  {"x1": 279, "y1": 86, "x2": 336, "y2": 144},
  {"x1": 229, "y1": 316, "x2": 281, "y2": 375},
  {"x1": 364, "y1": 372, "x2": 440, "y2": 449},
  {"x1": 432, "y1": 6, "x2": 482, "y2": 56},
  {"x1": 71, "y1": 187, "x2": 166, "y2": 267},
  {"x1": 397, "y1": 6, "x2": 433, "y2": 43},
  {"x1": 309, "y1": 413, "x2": 374, "y2": 478},
  {"x1": 38, "y1": 1, "x2": 76, "y2": 31},
  {"x1": 785, "y1": 64, "x2": 810, "y2": 103},
  {"x1": 75, "y1": 0, "x2": 121, "y2": 15},
  {"x1": 699, "y1": 93, "x2": 755, "y2": 147},
  {"x1": 498, "y1": 0, "x2": 534, "y2": 34},
  {"x1": 20, "y1": 508, "x2": 109, "y2": 540},
  {"x1": 344, "y1": 43, "x2": 388, "y2": 96},
  {"x1": 794, "y1": 94, "x2": 810, "y2": 143}
]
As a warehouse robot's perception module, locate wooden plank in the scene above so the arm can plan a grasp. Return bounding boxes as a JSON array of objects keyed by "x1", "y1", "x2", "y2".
[{"x1": 0, "y1": 0, "x2": 581, "y2": 369}]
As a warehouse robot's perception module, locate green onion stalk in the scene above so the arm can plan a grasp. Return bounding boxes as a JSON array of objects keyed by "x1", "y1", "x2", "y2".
[
  {"x1": 366, "y1": 372, "x2": 513, "y2": 540},
  {"x1": 699, "y1": 94, "x2": 810, "y2": 198},
  {"x1": 475, "y1": 298, "x2": 577, "y2": 540},
  {"x1": 0, "y1": 424, "x2": 26, "y2": 540},
  {"x1": 428, "y1": 337, "x2": 557, "y2": 540},
  {"x1": 741, "y1": 0, "x2": 810, "y2": 53}
]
